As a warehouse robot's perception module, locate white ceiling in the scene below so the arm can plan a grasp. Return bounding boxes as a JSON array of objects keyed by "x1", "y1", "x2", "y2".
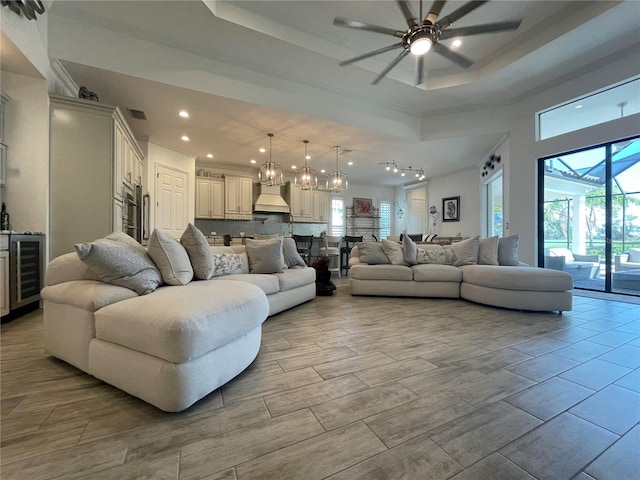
[{"x1": 45, "y1": 0, "x2": 640, "y2": 187}]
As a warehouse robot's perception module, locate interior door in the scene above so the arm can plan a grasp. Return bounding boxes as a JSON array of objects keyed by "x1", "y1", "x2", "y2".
[{"x1": 156, "y1": 164, "x2": 188, "y2": 238}]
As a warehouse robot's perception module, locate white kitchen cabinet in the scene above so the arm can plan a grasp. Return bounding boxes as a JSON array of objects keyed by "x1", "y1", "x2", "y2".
[
  {"x1": 196, "y1": 177, "x2": 224, "y2": 219},
  {"x1": 289, "y1": 184, "x2": 312, "y2": 222},
  {"x1": 312, "y1": 190, "x2": 331, "y2": 222},
  {"x1": 225, "y1": 176, "x2": 252, "y2": 220},
  {"x1": 50, "y1": 95, "x2": 144, "y2": 258}
]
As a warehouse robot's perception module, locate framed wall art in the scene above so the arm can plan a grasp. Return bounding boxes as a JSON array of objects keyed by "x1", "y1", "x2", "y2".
[
  {"x1": 353, "y1": 197, "x2": 373, "y2": 216},
  {"x1": 442, "y1": 196, "x2": 460, "y2": 222}
]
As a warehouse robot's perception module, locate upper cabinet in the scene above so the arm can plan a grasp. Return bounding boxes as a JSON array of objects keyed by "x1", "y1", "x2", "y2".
[
  {"x1": 288, "y1": 184, "x2": 312, "y2": 222},
  {"x1": 114, "y1": 118, "x2": 144, "y2": 190},
  {"x1": 312, "y1": 190, "x2": 331, "y2": 223},
  {"x1": 195, "y1": 177, "x2": 224, "y2": 219},
  {"x1": 224, "y1": 175, "x2": 252, "y2": 220}
]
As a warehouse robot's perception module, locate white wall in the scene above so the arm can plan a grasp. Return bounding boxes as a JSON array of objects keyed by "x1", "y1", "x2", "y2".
[
  {"x1": 427, "y1": 167, "x2": 480, "y2": 238},
  {"x1": 1, "y1": 72, "x2": 49, "y2": 235},
  {"x1": 143, "y1": 140, "x2": 196, "y2": 233}
]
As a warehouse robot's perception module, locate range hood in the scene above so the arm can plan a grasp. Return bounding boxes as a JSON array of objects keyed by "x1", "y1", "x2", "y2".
[{"x1": 253, "y1": 184, "x2": 290, "y2": 214}]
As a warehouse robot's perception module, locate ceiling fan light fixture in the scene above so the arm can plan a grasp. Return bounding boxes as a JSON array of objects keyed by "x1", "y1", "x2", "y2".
[{"x1": 409, "y1": 35, "x2": 432, "y2": 55}]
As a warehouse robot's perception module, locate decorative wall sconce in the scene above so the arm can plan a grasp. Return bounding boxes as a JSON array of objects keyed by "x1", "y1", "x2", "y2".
[{"x1": 481, "y1": 154, "x2": 501, "y2": 177}]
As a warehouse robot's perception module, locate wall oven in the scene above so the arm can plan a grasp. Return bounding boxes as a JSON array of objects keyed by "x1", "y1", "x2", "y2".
[{"x1": 122, "y1": 184, "x2": 150, "y2": 244}]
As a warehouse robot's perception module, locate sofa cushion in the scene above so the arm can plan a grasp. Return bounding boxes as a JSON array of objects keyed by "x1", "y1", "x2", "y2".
[
  {"x1": 148, "y1": 229, "x2": 194, "y2": 286},
  {"x1": 478, "y1": 236, "x2": 499, "y2": 266},
  {"x1": 446, "y1": 235, "x2": 480, "y2": 266},
  {"x1": 94, "y1": 280, "x2": 268, "y2": 363},
  {"x1": 402, "y1": 234, "x2": 418, "y2": 265},
  {"x1": 75, "y1": 232, "x2": 162, "y2": 295},
  {"x1": 357, "y1": 242, "x2": 390, "y2": 265},
  {"x1": 498, "y1": 234, "x2": 520, "y2": 266},
  {"x1": 459, "y1": 265, "x2": 573, "y2": 292},
  {"x1": 274, "y1": 267, "x2": 316, "y2": 291},
  {"x1": 382, "y1": 239, "x2": 408, "y2": 265},
  {"x1": 416, "y1": 244, "x2": 452, "y2": 264},
  {"x1": 412, "y1": 264, "x2": 462, "y2": 282},
  {"x1": 211, "y1": 273, "x2": 280, "y2": 295},
  {"x1": 180, "y1": 223, "x2": 215, "y2": 280},
  {"x1": 627, "y1": 248, "x2": 640, "y2": 262},
  {"x1": 210, "y1": 253, "x2": 245, "y2": 277},
  {"x1": 245, "y1": 239, "x2": 284, "y2": 274},
  {"x1": 349, "y1": 264, "x2": 413, "y2": 281}
]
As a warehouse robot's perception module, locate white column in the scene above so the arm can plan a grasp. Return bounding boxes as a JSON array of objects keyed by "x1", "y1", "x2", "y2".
[{"x1": 572, "y1": 194, "x2": 587, "y2": 254}]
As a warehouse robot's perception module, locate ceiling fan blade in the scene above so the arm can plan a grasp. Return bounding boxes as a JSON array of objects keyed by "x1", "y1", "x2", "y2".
[
  {"x1": 425, "y1": 0, "x2": 446, "y2": 24},
  {"x1": 415, "y1": 55, "x2": 425, "y2": 86},
  {"x1": 439, "y1": 21, "x2": 521, "y2": 39},
  {"x1": 372, "y1": 49, "x2": 410, "y2": 85},
  {"x1": 333, "y1": 17, "x2": 403, "y2": 37},
  {"x1": 437, "y1": 0, "x2": 487, "y2": 29},
  {"x1": 339, "y1": 42, "x2": 404, "y2": 66},
  {"x1": 432, "y1": 42, "x2": 473, "y2": 68},
  {"x1": 396, "y1": 0, "x2": 419, "y2": 28}
]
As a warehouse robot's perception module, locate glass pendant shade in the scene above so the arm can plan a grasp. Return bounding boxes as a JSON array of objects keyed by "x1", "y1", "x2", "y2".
[
  {"x1": 295, "y1": 140, "x2": 317, "y2": 190},
  {"x1": 258, "y1": 133, "x2": 283, "y2": 186},
  {"x1": 325, "y1": 146, "x2": 348, "y2": 192}
]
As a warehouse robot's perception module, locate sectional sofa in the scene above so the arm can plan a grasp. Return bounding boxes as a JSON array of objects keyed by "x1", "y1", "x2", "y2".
[
  {"x1": 42, "y1": 229, "x2": 315, "y2": 412},
  {"x1": 349, "y1": 236, "x2": 573, "y2": 313}
]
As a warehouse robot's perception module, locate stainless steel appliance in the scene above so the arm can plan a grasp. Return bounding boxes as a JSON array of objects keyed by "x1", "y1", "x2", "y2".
[
  {"x1": 9, "y1": 233, "x2": 44, "y2": 311},
  {"x1": 122, "y1": 184, "x2": 150, "y2": 244}
]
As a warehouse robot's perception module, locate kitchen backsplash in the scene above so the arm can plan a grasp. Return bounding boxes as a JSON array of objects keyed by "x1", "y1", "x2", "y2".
[{"x1": 195, "y1": 214, "x2": 327, "y2": 237}]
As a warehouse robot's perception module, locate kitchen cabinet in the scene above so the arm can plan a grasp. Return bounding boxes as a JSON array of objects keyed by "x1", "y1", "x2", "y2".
[
  {"x1": 312, "y1": 190, "x2": 331, "y2": 222},
  {"x1": 288, "y1": 184, "x2": 312, "y2": 222},
  {"x1": 50, "y1": 95, "x2": 144, "y2": 258},
  {"x1": 196, "y1": 177, "x2": 224, "y2": 219},
  {"x1": 225, "y1": 176, "x2": 252, "y2": 220}
]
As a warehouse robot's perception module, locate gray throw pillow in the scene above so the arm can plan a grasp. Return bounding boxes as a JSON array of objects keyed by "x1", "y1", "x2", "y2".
[
  {"x1": 75, "y1": 232, "x2": 162, "y2": 295},
  {"x1": 382, "y1": 239, "x2": 407, "y2": 265},
  {"x1": 282, "y1": 237, "x2": 307, "y2": 268},
  {"x1": 446, "y1": 235, "x2": 480, "y2": 266},
  {"x1": 498, "y1": 234, "x2": 520, "y2": 266},
  {"x1": 357, "y1": 242, "x2": 389, "y2": 265},
  {"x1": 478, "y1": 235, "x2": 499, "y2": 266},
  {"x1": 245, "y1": 238, "x2": 284, "y2": 273},
  {"x1": 180, "y1": 223, "x2": 215, "y2": 280},
  {"x1": 148, "y1": 229, "x2": 194, "y2": 286},
  {"x1": 402, "y1": 235, "x2": 418, "y2": 265}
]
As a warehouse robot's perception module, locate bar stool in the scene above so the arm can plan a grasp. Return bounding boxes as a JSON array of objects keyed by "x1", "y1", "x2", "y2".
[
  {"x1": 319, "y1": 235, "x2": 342, "y2": 277},
  {"x1": 340, "y1": 235, "x2": 363, "y2": 275},
  {"x1": 292, "y1": 235, "x2": 314, "y2": 263}
]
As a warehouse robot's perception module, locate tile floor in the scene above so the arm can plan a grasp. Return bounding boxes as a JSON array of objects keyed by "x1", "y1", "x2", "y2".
[{"x1": 1, "y1": 281, "x2": 639, "y2": 479}]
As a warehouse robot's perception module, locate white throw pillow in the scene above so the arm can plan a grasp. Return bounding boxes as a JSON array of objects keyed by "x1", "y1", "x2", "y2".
[
  {"x1": 478, "y1": 235, "x2": 499, "y2": 266},
  {"x1": 416, "y1": 244, "x2": 452, "y2": 264},
  {"x1": 402, "y1": 235, "x2": 418, "y2": 265},
  {"x1": 148, "y1": 229, "x2": 194, "y2": 286},
  {"x1": 282, "y1": 237, "x2": 307, "y2": 268},
  {"x1": 446, "y1": 236, "x2": 480, "y2": 266},
  {"x1": 381, "y1": 239, "x2": 407, "y2": 265}
]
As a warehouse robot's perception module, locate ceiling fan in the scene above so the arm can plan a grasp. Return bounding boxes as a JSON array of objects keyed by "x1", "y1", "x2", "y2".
[{"x1": 334, "y1": 0, "x2": 522, "y2": 85}]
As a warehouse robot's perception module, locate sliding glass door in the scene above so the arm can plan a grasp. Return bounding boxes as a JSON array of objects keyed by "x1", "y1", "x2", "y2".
[{"x1": 538, "y1": 136, "x2": 640, "y2": 296}]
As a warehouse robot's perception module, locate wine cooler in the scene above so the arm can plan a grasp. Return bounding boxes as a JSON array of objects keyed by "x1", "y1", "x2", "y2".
[{"x1": 9, "y1": 234, "x2": 44, "y2": 310}]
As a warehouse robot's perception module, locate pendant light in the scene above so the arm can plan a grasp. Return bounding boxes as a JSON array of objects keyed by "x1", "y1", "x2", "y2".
[
  {"x1": 326, "y1": 145, "x2": 348, "y2": 192},
  {"x1": 258, "y1": 133, "x2": 283, "y2": 186},
  {"x1": 295, "y1": 140, "x2": 317, "y2": 190}
]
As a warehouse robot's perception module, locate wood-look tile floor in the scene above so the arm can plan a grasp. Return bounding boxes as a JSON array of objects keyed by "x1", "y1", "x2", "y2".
[{"x1": 2, "y1": 280, "x2": 640, "y2": 480}]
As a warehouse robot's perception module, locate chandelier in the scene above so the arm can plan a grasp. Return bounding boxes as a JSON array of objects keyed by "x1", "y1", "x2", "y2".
[
  {"x1": 326, "y1": 145, "x2": 348, "y2": 192},
  {"x1": 295, "y1": 140, "x2": 317, "y2": 190},
  {"x1": 258, "y1": 133, "x2": 283, "y2": 186}
]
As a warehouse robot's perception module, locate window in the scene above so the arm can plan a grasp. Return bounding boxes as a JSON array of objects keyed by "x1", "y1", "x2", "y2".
[
  {"x1": 485, "y1": 174, "x2": 503, "y2": 237},
  {"x1": 331, "y1": 197, "x2": 344, "y2": 236},
  {"x1": 379, "y1": 201, "x2": 391, "y2": 239}
]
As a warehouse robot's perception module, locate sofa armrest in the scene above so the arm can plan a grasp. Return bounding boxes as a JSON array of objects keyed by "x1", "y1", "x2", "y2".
[
  {"x1": 45, "y1": 252, "x2": 102, "y2": 286},
  {"x1": 573, "y1": 254, "x2": 599, "y2": 263}
]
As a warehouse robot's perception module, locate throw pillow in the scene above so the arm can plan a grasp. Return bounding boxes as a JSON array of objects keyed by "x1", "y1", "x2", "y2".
[
  {"x1": 357, "y1": 242, "x2": 389, "y2": 265},
  {"x1": 446, "y1": 235, "x2": 480, "y2": 266},
  {"x1": 282, "y1": 237, "x2": 307, "y2": 268},
  {"x1": 381, "y1": 239, "x2": 407, "y2": 265},
  {"x1": 245, "y1": 238, "x2": 284, "y2": 273},
  {"x1": 148, "y1": 229, "x2": 194, "y2": 286},
  {"x1": 478, "y1": 235, "x2": 499, "y2": 266},
  {"x1": 416, "y1": 244, "x2": 451, "y2": 264},
  {"x1": 402, "y1": 234, "x2": 418, "y2": 265},
  {"x1": 75, "y1": 232, "x2": 162, "y2": 295},
  {"x1": 180, "y1": 223, "x2": 215, "y2": 280},
  {"x1": 498, "y1": 234, "x2": 520, "y2": 266},
  {"x1": 210, "y1": 253, "x2": 245, "y2": 277},
  {"x1": 423, "y1": 234, "x2": 438, "y2": 243}
]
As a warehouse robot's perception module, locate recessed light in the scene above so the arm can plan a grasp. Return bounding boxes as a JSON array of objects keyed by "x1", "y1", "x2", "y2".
[
  {"x1": 305, "y1": 155, "x2": 311, "y2": 160},
  {"x1": 575, "y1": 104, "x2": 583, "y2": 109},
  {"x1": 206, "y1": 153, "x2": 213, "y2": 159},
  {"x1": 347, "y1": 161, "x2": 354, "y2": 166},
  {"x1": 320, "y1": 169, "x2": 326, "y2": 173},
  {"x1": 259, "y1": 147, "x2": 266, "y2": 153},
  {"x1": 452, "y1": 39, "x2": 462, "y2": 48},
  {"x1": 181, "y1": 135, "x2": 190, "y2": 142},
  {"x1": 179, "y1": 110, "x2": 189, "y2": 118},
  {"x1": 291, "y1": 165, "x2": 297, "y2": 170},
  {"x1": 250, "y1": 159, "x2": 257, "y2": 164}
]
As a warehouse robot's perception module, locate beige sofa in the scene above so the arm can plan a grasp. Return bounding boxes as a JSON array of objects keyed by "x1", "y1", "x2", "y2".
[
  {"x1": 349, "y1": 241, "x2": 573, "y2": 313},
  {"x1": 42, "y1": 244, "x2": 315, "y2": 412}
]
